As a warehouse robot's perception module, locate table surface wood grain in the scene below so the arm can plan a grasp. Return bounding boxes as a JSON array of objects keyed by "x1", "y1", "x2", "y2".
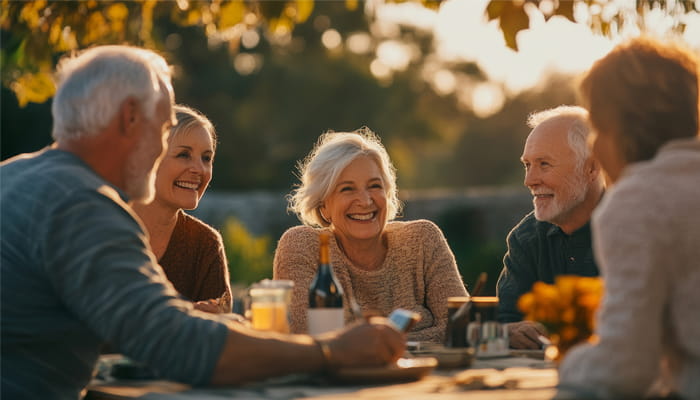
[{"x1": 86, "y1": 354, "x2": 559, "y2": 400}]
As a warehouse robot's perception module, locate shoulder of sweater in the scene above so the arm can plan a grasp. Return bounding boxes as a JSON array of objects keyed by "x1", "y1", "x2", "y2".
[
  {"x1": 179, "y1": 211, "x2": 222, "y2": 241},
  {"x1": 386, "y1": 219, "x2": 445, "y2": 241},
  {"x1": 601, "y1": 142, "x2": 700, "y2": 218},
  {"x1": 278, "y1": 225, "x2": 319, "y2": 245}
]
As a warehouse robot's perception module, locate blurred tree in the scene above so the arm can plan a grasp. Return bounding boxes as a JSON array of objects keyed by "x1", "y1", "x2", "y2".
[
  {"x1": 4, "y1": 0, "x2": 699, "y2": 106},
  {"x1": 0, "y1": 0, "x2": 321, "y2": 105},
  {"x1": 487, "y1": 0, "x2": 698, "y2": 50}
]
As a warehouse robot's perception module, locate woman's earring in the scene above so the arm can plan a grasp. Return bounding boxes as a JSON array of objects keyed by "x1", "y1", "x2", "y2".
[{"x1": 319, "y1": 208, "x2": 330, "y2": 224}]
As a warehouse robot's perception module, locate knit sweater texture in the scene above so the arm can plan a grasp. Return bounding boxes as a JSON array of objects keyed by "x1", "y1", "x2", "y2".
[
  {"x1": 559, "y1": 137, "x2": 700, "y2": 399},
  {"x1": 273, "y1": 219, "x2": 468, "y2": 343},
  {"x1": 159, "y1": 210, "x2": 232, "y2": 312}
]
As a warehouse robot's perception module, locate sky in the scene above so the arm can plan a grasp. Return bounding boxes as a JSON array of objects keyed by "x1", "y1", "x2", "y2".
[{"x1": 358, "y1": 0, "x2": 700, "y2": 117}]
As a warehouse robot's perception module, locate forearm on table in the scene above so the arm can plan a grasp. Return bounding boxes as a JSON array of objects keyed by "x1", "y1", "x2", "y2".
[{"x1": 210, "y1": 326, "x2": 323, "y2": 385}]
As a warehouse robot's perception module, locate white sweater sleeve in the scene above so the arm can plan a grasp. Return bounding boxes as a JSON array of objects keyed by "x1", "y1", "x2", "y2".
[{"x1": 558, "y1": 180, "x2": 669, "y2": 399}]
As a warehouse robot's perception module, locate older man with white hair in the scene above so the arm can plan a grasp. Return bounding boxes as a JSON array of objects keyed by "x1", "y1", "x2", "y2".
[
  {"x1": 496, "y1": 106, "x2": 605, "y2": 349},
  {"x1": 0, "y1": 45, "x2": 404, "y2": 400}
]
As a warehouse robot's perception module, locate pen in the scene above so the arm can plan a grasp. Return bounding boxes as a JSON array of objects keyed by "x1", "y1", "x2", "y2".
[{"x1": 349, "y1": 296, "x2": 365, "y2": 322}]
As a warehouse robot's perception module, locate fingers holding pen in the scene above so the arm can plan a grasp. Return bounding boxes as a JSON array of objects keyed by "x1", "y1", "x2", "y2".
[
  {"x1": 507, "y1": 321, "x2": 548, "y2": 349},
  {"x1": 328, "y1": 318, "x2": 406, "y2": 368}
]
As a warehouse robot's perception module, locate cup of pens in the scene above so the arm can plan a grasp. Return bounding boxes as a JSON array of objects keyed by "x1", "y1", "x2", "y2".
[
  {"x1": 445, "y1": 272, "x2": 488, "y2": 348},
  {"x1": 466, "y1": 296, "x2": 509, "y2": 358}
]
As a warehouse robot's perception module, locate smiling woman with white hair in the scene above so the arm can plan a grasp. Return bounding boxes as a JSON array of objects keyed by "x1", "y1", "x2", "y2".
[{"x1": 273, "y1": 127, "x2": 468, "y2": 343}]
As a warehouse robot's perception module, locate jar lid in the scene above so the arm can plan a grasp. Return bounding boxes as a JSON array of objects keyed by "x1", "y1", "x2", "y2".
[
  {"x1": 250, "y1": 279, "x2": 294, "y2": 289},
  {"x1": 470, "y1": 296, "x2": 499, "y2": 307},
  {"x1": 447, "y1": 296, "x2": 471, "y2": 307}
]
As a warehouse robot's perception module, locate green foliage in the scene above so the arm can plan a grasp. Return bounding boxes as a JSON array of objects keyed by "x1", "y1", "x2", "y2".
[
  {"x1": 0, "y1": 0, "x2": 319, "y2": 106},
  {"x1": 223, "y1": 217, "x2": 274, "y2": 285}
]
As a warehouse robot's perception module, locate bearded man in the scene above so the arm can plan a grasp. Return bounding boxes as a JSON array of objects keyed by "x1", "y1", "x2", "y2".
[{"x1": 496, "y1": 106, "x2": 605, "y2": 349}]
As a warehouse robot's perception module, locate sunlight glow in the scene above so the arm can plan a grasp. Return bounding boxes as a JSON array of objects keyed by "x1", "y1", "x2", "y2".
[
  {"x1": 321, "y1": 29, "x2": 342, "y2": 50},
  {"x1": 683, "y1": 13, "x2": 700, "y2": 47},
  {"x1": 371, "y1": 0, "x2": 700, "y2": 115},
  {"x1": 376, "y1": 40, "x2": 416, "y2": 72},
  {"x1": 233, "y1": 53, "x2": 260, "y2": 75},
  {"x1": 347, "y1": 32, "x2": 373, "y2": 54},
  {"x1": 431, "y1": 69, "x2": 457, "y2": 96},
  {"x1": 471, "y1": 82, "x2": 506, "y2": 119},
  {"x1": 370, "y1": 59, "x2": 392, "y2": 81},
  {"x1": 374, "y1": 2, "x2": 437, "y2": 32},
  {"x1": 241, "y1": 30, "x2": 260, "y2": 49}
]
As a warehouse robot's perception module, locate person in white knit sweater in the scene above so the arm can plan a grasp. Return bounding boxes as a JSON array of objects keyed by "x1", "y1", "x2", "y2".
[
  {"x1": 274, "y1": 128, "x2": 468, "y2": 343},
  {"x1": 557, "y1": 37, "x2": 700, "y2": 399}
]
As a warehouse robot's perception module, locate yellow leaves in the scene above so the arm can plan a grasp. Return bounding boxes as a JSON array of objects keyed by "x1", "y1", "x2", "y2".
[
  {"x1": 518, "y1": 275, "x2": 604, "y2": 352},
  {"x1": 294, "y1": 0, "x2": 314, "y2": 24},
  {"x1": 218, "y1": 0, "x2": 246, "y2": 30},
  {"x1": 10, "y1": 71, "x2": 56, "y2": 107},
  {"x1": 517, "y1": 275, "x2": 604, "y2": 360},
  {"x1": 83, "y1": 11, "x2": 109, "y2": 44},
  {"x1": 107, "y1": 3, "x2": 129, "y2": 33},
  {"x1": 184, "y1": 9, "x2": 202, "y2": 26},
  {"x1": 486, "y1": 0, "x2": 529, "y2": 50},
  {"x1": 80, "y1": 4, "x2": 130, "y2": 45},
  {"x1": 48, "y1": 16, "x2": 65, "y2": 48},
  {"x1": 420, "y1": 0, "x2": 442, "y2": 11},
  {"x1": 4, "y1": 0, "x2": 318, "y2": 107},
  {"x1": 19, "y1": 0, "x2": 46, "y2": 30},
  {"x1": 140, "y1": 0, "x2": 157, "y2": 45},
  {"x1": 1, "y1": 0, "x2": 12, "y2": 29},
  {"x1": 269, "y1": 17, "x2": 293, "y2": 37}
]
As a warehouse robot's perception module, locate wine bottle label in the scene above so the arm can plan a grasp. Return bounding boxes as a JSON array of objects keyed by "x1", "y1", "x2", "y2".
[{"x1": 307, "y1": 308, "x2": 344, "y2": 335}]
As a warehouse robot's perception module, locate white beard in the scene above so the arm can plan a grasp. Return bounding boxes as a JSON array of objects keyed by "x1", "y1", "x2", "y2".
[{"x1": 534, "y1": 169, "x2": 589, "y2": 225}]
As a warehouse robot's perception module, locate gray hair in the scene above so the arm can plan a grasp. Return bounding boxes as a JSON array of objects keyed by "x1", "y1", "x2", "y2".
[
  {"x1": 171, "y1": 105, "x2": 217, "y2": 151},
  {"x1": 527, "y1": 105, "x2": 591, "y2": 170},
  {"x1": 51, "y1": 45, "x2": 172, "y2": 142},
  {"x1": 288, "y1": 127, "x2": 402, "y2": 227}
]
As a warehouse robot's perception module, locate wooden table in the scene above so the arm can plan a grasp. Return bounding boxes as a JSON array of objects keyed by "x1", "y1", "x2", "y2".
[{"x1": 86, "y1": 354, "x2": 559, "y2": 400}]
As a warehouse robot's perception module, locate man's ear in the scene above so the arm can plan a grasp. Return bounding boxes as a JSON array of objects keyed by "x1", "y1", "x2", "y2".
[
  {"x1": 118, "y1": 97, "x2": 139, "y2": 138},
  {"x1": 587, "y1": 157, "x2": 601, "y2": 182}
]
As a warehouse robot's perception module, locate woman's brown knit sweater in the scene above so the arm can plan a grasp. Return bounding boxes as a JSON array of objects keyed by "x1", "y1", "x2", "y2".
[
  {"x1": 273, "y1": 219, "x2": 468, "y2": 343},
  {"x1": 159, "y1": 211, "x2": 232, "y2": 312}
]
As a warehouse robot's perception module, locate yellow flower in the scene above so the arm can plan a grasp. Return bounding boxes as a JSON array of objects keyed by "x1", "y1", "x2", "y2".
[{"x1": 517, "y1": 275, "x2": 604, "y2": 359}]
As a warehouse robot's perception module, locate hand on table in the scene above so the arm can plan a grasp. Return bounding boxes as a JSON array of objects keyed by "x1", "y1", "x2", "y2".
[
  {"x1": 322, "y1": 318, "x2": 406, "y2": 369},
  {"x1": 507, "y1": 321, "x2": 548, "y2": 349},
  {"x1": 194, "y1": 291, "x2": 232, "y2": 314}
]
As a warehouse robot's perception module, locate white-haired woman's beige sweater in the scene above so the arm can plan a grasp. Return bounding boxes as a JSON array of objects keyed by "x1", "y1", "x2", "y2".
[{"x1": 273, "y1": 219, "x2": 468, "y2": 343}]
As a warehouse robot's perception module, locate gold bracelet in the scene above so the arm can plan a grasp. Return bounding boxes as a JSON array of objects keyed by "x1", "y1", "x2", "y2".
[{"x1": 314, "y1": 339, "x2": 333, "y2": 370}]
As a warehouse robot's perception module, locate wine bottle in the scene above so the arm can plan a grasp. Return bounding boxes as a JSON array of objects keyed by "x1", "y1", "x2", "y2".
[{"x1": 307, "y1": 231, "x2": 344, "y2": 335}]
